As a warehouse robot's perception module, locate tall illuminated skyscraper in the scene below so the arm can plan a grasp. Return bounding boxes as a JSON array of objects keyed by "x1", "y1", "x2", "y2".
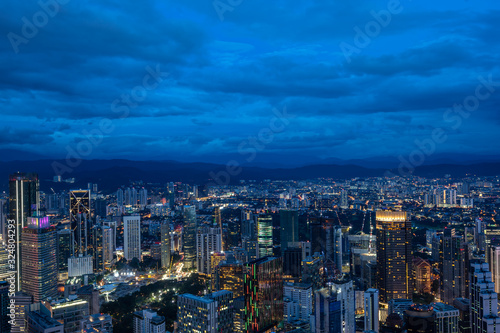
[
  {"x1": 69, "y1": 189, "x2": 91, "y2": 256},
  {"x1": 56, "y1": 229, "x2": 73, "y2": 279},
  {"x1": 376, "y1": 211, "x2": 413, "y2": 302},
  {"x1": 123, "y1": 215, "x2": 141, "y2": 261},
  {"x1": 161, "y1": 222, "x2": 171, "y2": 270},
  {"x1": 21, "y1": 216, "x2": 57, "y2": 302},
  {"x1": 244, "y1": 256, "x2": 283, "y2": 333},
  {"x1": 9, "y1": 172, "x2": 39, "y2": 291},
  {"x1": 183, "y1": 205, "x2": 197, "y2": 270},
  {"x1": 364, "y1": 288, "x2": 379, "y2": 332},
  {"x1": 442, "y1": 228, "x2": 467, "y2": 304},
  {"x1": 257, "y1": 214, "x2": 273, "y2": 258}
]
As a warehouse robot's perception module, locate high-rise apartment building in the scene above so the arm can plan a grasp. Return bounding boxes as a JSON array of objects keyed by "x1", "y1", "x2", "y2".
[
  {"x1": 123, "y1": 215, "x2": 141, "y2": 261},
  {"x1": 196, "y1": 226, "x2": 222, "y2": 275},
  {"x1": 469, "y1": 261, "x2": 500, "y2": 333}
]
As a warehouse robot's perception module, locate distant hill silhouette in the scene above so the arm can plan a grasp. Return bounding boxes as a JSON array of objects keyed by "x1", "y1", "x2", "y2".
[{"x1": 0, "y1": 159, "x2": 499, "y2": 193}]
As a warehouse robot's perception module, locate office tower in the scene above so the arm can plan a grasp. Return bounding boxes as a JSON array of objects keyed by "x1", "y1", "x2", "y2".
[
  {"x1": 80, "y1": 313, "x2": 113, "y2": 332},
  {"x1": 161, "y1": 222, "x2": 171, "y2": 270},
  {"x1": 26, "y1": 310, "x2": 64, "y2": 333},
  {"x1": 256, "y1": 214, "x2": 273, "y2": 258},
  {"x1": 242, "y1": 237, "x2": 258, "y2": 262},
  {"x1": 69, "y1": 189, "x2": 91, "y2": 256},
  {"x1": 56, "y1": 229, "x2": 73, "y2": 279},
  {"x1": 433, "y1": 302, "x2": 459, "y2": 333},
  {"x1": 0, "y1": 281, "x2": 9, "y2": 333},
  {"x1": 244, "y1": 256, "x2": 283, "y2": 333},
  {"x1": 280, "y1": 209, "x2": 298, "y2": 251},
  {"x1": 283, "y1": 283, "x2": 313, "y2": 324},
  {"x1": 9, "y1": 172, "x2": 39, "y2": 291},
  {"x1": 330, "y1": 277, "x2": 355, "y2": 333},
  {"x1": 283, "y1": 247, "x2": 302, "y2": 280},
  {"x1": 241, "y1": 211, "x2": 255, "y2": 240},
  {"x1": 116, "y1": 188, "x2": 124, "y2": 207},
  {"x1": 453, "y1": 298, "x2": 471, "y2": 333},
  {"x1": 364, "y1": 289, "x2": 379, "y2": 333},
  {"x1": 340, "y1": 189, "x2": 348, "y2": 209},
  {"x1": 196, "y1": 227, "x2": 222, "y2": 275},
  {"x1": 123, "y1": 215, "x2": 141, "y2": 261},
  {"x1": 139, "y1": 188, "x2": 148, "y2": 208},
  {"x1": 133, "y1": 309, "x2": 166, "y2": 333},
  {"x1": 21, "y1": 216, "x2": 57, "y2": 302},
  {"x1": 331, "y1": 225, "x2": 343, "y2": 273},
  {"x1": 375, "y1": 211, "x2": 413, "y2": 302},
  {"x1": 210, "y1": 252, "x2": 226, "y2": 291},
  {"x1": 207, "y1": 290, "x2": 234, "y2": 333},
  {"x1": 183, "y1": 205, "x2": 197, "y2": 270},
  {"x1": 312, "y1": 288, "x2": 340, "y2": 333},
  {"x1": 213, "y1": 206, "x2": 224, "y2": 251},
  {"x1": 312, "y1": 280, "x2": 354, "y2": 333},
  {"x1": 215, "y1": 258, "x2": 244, "y2": 298},
  {"x1": 177, "y1": 294, "x2": 217, "y2": 332},
  {"x1": 414, "y1": 257, "x2": 432, "y2": 294},
  {"x1": 404, "y1": 304, "x2": 435, "y2": 333},
  {"x1": 469, "y1": 261, "x2": 500, "y2": 333}
]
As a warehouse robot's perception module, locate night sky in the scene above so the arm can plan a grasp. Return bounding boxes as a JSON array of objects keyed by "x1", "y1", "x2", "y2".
[{"x1": 1, "y1": 0, "x2": 499, "y2": 166}]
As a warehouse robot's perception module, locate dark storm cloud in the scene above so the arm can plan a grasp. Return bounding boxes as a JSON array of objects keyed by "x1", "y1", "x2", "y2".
[{"x1": 1, "y1": 0, "x2": 500, "y2": 162}]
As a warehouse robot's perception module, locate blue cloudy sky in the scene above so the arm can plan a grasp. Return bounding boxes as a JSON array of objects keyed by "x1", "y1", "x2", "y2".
[{"x1": 1, "y1": 0, "x2": 499, "y2": 165}]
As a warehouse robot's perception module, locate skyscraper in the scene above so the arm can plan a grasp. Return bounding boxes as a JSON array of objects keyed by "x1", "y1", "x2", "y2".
[
  {"x1": 123, "y1": 215, "x2": 141, "y2": 261},
  {"x1": 376, "y1": 210, "x2": 413, "y2": 302},
  {"x1": 488, "y1": 245, "x2": 500, "y2": 294},
  {"x1": 69, "y1": 189, "x2": 91, "y2": 256},
  {"x1": 244, "y1": 256, "x2": 283, "y2": 333},
  {"x1": 340, "y1": 189, "x2": 348, "y2": 209},
  {"x1": 56, "y1": 229, "x2": 73, "y2": 279},
  {"x1": 213, "y1": 206, "x2": 224, "y2": 251},
  {"x1": 329, "y1": 277, "x2": 355, "y2": 333},
  {"x1": 9, "y1": 172, "x2": 39, "y2": 291},
  {"x1": 177, "y1": 294, "x2": 218, "y2": 332},
  {"x1": 21, "y1": 216, "x2": 57, "y2": 302},
  {"x1": 256, "y1": 214, "x2": 273, "y2": 258},
  {"x1": 183, "y1": 205, "x2": 197, "y2": 270},
  {"x1": 280, "y1": 210, "x2": 298, "y2": 251},
  {"x1": 469, "y1": 261, "x2": 500, "y2": 333},
  {"x1": 442, "y1": 228, "x2": 467, "y2": 304},
  {"x1": 133, "y1": 309, "x2": 166, "y2": 333},
  {"x1": 364, "y1": 288, "x2": 379, "y2": 333},
  {"x1": 196, "y1": 226, "x2": 222, "y2": 275},
  {"x1": 161, "y1": 222, "x2": 171, "y2": 270}
]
